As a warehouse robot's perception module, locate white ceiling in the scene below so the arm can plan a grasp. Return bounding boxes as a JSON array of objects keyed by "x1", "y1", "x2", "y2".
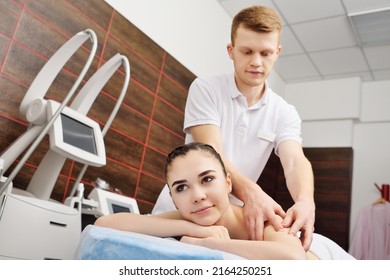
[{"x1": 218, "y1": 0, "x2": 390, "y2": 83}]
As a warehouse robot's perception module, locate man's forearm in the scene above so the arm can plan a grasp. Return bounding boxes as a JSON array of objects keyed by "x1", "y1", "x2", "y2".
[
  {"x1": 284, "y1": 156, "x2": 314, "y2": 203},
  {"x1": 222, "y1": 155, "x2": 259, "y2": 201},
  {"x1": 278, "y1": 141, "x2": 315, "y2": 204}
]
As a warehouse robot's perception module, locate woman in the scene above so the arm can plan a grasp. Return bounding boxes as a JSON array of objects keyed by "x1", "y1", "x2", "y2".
[{"x1": 94, "y1": 142, "x2": 318, "y2": 260}]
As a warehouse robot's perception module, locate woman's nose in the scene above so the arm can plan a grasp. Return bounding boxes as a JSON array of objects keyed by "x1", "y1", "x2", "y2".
[{"x1": 192, "y1": 187, "x2": 206, "y2": 203}]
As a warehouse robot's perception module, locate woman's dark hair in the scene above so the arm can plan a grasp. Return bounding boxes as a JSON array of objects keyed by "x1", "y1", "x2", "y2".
[{"x1": 164, "y1": 142, "x2": 227, "y2": 179}]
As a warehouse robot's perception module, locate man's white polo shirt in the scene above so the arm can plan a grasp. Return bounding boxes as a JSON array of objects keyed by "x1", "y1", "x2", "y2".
[{"x1": 184, "y1": 73, "x2": 302, "y2": 182}]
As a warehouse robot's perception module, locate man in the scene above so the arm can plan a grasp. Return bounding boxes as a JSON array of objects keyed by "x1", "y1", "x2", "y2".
[{"x1": 153, "y1": 6, "x2": 315, "y2": 251}]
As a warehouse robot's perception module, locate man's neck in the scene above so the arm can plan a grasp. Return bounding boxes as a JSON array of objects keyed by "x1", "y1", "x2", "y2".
[
  {"x1": 246, "y1": 87, "x2": 264, "y2": 107},
  {"x1": 236, "y1": 81, "x2": 266, "y2": 107}
]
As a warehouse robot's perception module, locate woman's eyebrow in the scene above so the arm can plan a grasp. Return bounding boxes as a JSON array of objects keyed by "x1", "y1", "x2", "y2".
[
  {"x1": 171, "y1": 179, "x2": 187, "y2": 187},
  {"x1": 171, "y1": 170, "x2": 217, "y2": 187},
  {"x1": 198, "y1": 170, "x2": 216, "y2": 177}
]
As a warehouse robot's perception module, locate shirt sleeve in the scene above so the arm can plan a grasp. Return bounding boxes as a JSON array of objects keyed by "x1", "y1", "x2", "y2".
[
  {"x1": 183, "y1": 78, "x2": 221, "y2": 133},
  {"x1": 274, "y1": 103, "x2": 303, "y2": 155}
]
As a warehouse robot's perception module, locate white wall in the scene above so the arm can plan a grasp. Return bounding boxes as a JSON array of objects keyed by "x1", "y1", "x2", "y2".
[
  {"x1": 105, "y1": 0, "x2": 233, "y2": 77},
  {"x1": 301, "y1": 120, "x2": 354, "y2": 147},
  {"x1": 104, "y1": 0, "x2": 285, "y2": 91},
  {"x1": 361, "y1": 80, "x2": 390, "y2": 122},
  {"x1": 285, "y1": 78, "x2": 390, "y2": 244},
  {"x1": 285, "y1": 77, "x2": 361, "y2": 121}
]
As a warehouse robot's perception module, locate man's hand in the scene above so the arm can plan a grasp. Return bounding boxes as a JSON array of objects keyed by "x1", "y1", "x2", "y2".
[
  {"x1": 282, "y1": 200, "x2": 315, "y2": 251},
  {"x1": 242, "y1": 184, "x2": 286, "y2": 240}
]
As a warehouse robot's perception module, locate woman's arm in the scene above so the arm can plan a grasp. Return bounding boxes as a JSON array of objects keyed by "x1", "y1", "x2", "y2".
[
  {"x1": 181, "y1": 218, "x2": 308, "y2": 260},
  {"x1": 94, "y1": 211, "x2": 230, "y2": 240}
]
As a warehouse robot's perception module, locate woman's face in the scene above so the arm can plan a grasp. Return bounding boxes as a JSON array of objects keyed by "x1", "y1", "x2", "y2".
[{"x1": 166, "y1": 150, "x2": 232, "y2": 226}]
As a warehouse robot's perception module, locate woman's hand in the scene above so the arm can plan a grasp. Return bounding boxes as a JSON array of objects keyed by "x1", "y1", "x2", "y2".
[
  {"x1": 180, "y1": 225, "x2": 230, "y2": 247},
  {"x1": 191, "y1": 224, "x2": 231, "y2": 239}
]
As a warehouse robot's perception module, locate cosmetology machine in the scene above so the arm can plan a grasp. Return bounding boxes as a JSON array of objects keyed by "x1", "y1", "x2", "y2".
[
  {"x1": 81, "y1": 177, "x2": 139, "y2": 217},
  {"x1": 0, "y1": 29, "x2": 135, "y2": 259}
]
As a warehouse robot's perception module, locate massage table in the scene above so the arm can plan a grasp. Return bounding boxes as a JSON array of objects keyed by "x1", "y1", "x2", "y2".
[{"x1": 75, "y1": 225, "x2": 355, "y2": 260}]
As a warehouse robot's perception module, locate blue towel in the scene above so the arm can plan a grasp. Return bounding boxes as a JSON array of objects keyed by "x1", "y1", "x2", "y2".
[
  {"x1": 76, "y1": 225, "x2": 243, "y2": 260},
  {"x1": 75, "y1": 225, "x2": 355, "y2": 260}
]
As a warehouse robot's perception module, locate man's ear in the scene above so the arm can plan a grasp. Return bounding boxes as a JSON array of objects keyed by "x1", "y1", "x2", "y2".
[
  {"x1": 226, "y1": 43, "x2": 234, "y2": 60},
  {"x1": 276, "y1": 44, "x2": 282, "y2": 56}
]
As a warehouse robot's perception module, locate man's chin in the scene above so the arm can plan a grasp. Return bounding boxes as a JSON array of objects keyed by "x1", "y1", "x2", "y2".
[{"x1": 244, "y1": 75, "x2": 267, "y2": 86}]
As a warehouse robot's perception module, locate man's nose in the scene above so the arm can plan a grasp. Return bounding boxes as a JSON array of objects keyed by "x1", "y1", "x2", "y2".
[{"x1": 251, "y1": 53, "x2": 263, "y2": 66}]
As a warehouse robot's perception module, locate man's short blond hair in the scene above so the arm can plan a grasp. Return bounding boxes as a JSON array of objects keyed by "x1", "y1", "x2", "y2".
[{"x1": 231, "y1": 6, "x2": 282, "y2": 45}]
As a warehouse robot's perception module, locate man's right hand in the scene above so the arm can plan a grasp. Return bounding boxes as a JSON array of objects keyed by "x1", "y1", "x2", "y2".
[{"x1": 241, "y1": 183, "x2": 285, "y2": 240}]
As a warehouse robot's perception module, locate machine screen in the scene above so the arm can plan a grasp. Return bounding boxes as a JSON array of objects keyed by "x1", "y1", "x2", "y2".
[
  {"x1": 61, "y1": 113, "x2": 97, "y2": 155},
  {"x1": 47, "y1": 100, "x2": 105, "y2": 167},
  {"x1": 111, "y1": 204, "x2": 132, "y2": 213}
]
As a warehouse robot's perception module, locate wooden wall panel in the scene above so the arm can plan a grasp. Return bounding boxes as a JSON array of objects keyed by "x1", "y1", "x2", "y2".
[
  {"x1": 0, "y1": 1, "x2": 21, "y2": 37},
  {"x1": 258, "y1": 148, "x2": 353, "y2": 251},
  {"x1": 0, "y1": 0, "x2": 196, "y2": 216}
]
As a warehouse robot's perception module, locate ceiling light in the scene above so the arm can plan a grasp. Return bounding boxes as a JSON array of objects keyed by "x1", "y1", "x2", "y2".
[{"x1": 349, "y1": 7, "x2": 390, "y2": 47}]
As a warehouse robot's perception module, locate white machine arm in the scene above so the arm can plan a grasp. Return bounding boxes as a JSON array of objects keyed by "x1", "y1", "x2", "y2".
[
  {"x1": 69, "y1": 54, "x2": 130, "y2": 197},
  {"x1": 19, "y1": 30, "x2": 97, "y2": 116},
  {"x1": 27, "y1": 54, "x2": 130, "y2": 200},
  {"x1": 0, "y1": 29, "x2": 98, "y2": 197},
  {"x1": 0, "y1": 126, "x2": 44, "y2": 173}
]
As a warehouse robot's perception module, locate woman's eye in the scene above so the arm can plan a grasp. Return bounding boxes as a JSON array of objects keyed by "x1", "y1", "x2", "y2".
[
  {"x1": 202, "y1": 176, "x2": 214, "y2": 184},
  {"x1": 176, "y1": 184, "x2": 187, "y2": 192}
]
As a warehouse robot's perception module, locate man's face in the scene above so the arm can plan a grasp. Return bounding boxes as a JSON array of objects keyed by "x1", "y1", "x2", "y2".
[{"x1": 227, "y1": 26, "x2": 281, "y2": 90}]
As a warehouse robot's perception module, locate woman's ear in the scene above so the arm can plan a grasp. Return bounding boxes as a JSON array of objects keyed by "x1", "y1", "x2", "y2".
[{"x1": 226, "y1": 173, "x2": 232, "y2": 193}]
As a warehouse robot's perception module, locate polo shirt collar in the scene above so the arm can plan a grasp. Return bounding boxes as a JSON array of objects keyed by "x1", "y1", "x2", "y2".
[
  {"x1": 228, "y1": 73, "x2": 269, "y2": 108},
  {"x1": 228, "y1": 73, "x2": 241, "y2": 99}
]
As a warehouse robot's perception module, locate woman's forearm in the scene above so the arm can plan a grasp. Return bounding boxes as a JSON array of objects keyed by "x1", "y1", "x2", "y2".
[
  {"x1": 199, "y1": 238, "x2": 307, "y2": 260},
  {"x1": 184, "y1": 229, "x2": 307, "y2": 260},
  {"x1": 181, "y1": 219, "x2": 308, "y2": 260},
  {"x1": 94, "y1": 212, "x2": 196, "y2": 238}
]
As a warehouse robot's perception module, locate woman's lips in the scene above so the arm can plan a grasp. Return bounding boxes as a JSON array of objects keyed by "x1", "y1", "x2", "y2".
[{"x1": 192, "y1": 205, "x2": 214, "y2": 214}]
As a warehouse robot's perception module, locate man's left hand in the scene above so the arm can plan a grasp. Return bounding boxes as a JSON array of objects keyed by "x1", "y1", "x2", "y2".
[{"x1": 282, "y1": 200, "x2": 315, "y2": 251}]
